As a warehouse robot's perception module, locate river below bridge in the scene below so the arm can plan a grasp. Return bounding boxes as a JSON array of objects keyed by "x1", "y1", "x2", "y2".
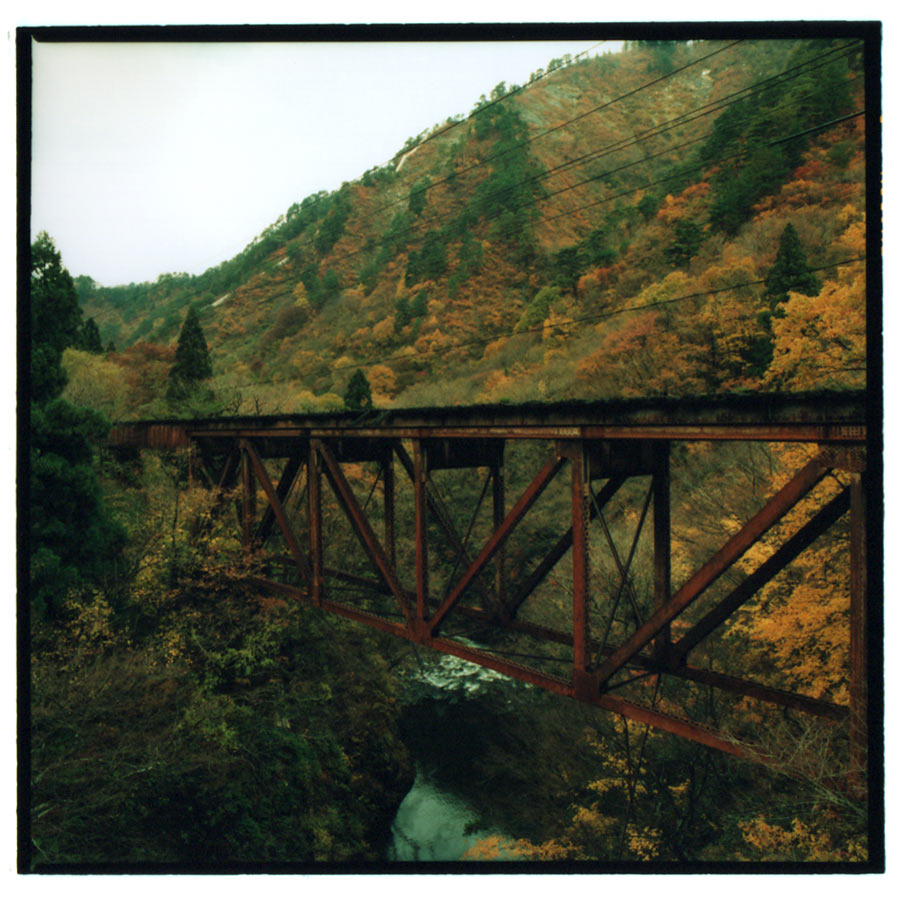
[{"x1": 385, "y1": 654, "x2": 521, "y2": 862}]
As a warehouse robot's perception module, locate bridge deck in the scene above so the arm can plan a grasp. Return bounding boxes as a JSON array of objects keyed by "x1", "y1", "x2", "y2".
[{"x1": 109, "y1": 390, "x2": 868, "y2": 449}]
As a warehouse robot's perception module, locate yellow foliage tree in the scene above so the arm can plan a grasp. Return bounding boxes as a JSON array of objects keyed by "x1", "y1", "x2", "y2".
[
  {"x1": 764, "y1": 275, "x2": 866, "y2": 390},
  {"x1": 367, "y1": 363, "x2": 397, "y2": 398},
  {"x1": 62, "y1": 348, "x2": 131, "y2": 419}
]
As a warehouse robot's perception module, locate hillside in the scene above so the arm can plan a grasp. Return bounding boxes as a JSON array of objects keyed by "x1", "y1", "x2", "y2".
[{"x1": 73, "y1": 38, "x2": 867, "y2": 420}]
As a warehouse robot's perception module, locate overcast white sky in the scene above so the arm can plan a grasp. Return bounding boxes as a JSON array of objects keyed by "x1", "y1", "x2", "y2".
[{"x1": 31, "y1": 38, "x2": 618, "y2": 286}]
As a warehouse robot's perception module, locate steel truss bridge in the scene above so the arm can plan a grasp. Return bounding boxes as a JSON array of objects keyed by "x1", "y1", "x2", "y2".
[{"x1": 110, "y1": 391, "x2": 872, "y2": 777}]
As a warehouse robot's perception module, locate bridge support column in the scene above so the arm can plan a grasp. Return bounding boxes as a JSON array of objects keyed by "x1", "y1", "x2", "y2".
[
  {"x1": 653, "y1": 441, "x2": 672, "y2": 657},
  {"x1": 570, "y1": 442, "x2": 594, "y2": 699},
  {"x1": 413, "y1": 440, "x2": 429, "y2": 634},
  {"x1": 384, "y1": 450, "x2": 395, "y2": 569},
  {"x1": 492, "y1": 463, "x2": 506, "y2": 616},
  {"x1": 308, "y1": 442, "x2": 323, "y2": 606},
  {"x1": 241, "y1": 445, "x2": 255, "y2": 548}
]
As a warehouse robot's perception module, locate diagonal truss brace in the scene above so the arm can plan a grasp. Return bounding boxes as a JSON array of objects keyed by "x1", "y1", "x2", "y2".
[
  {"x1": 240, "y1": 440, "x2": 311, "y2": 584},
  {"x1": 668, "y1": 487, "x2": 850, "y2": 666},
  {"x1": 591, "y1": 453, "x2": 831, "y2": 688},
  {"x1": 313, "y1": 439, "x2": 413, "y2": 623},
  {"x1": 505, "y1": 475, "x2": 627, "y2": 621},
  {"x1": 428, "y1": 456, "x2": 567, "y2": 635}
]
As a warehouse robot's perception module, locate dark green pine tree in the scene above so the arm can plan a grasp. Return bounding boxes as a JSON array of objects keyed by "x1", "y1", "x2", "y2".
[
  {"x1": 29, "y1": 233, "x2": 125, "y2": 620},
  {"x1": 78, "y1": 317, "x2": 104, "y2": 353},
  {"x1": 664, "y1": 219, "x2": 704, "y2": 268},
  {"x1": 744, "y1": 223, "x2": 823, "y2": 376},
  {"x1": 394, "y1": 295, "x2": 411, "y2": 332},
  {"x1": 30, "y1": 231, "x2": 83, "y2": 403},
  {"x1": 763, "y1": 223, "x2": 823, "y2": 310},
  {"x1": 343, "y1": 369, "x2": 373, "y2": 411},
  {"x1": 167, "y1": 307, "x2": 213, "y2": 400}
]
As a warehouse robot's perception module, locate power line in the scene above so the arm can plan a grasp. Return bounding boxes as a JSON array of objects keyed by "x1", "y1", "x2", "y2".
[
  {"x1": 294, "y1": 40, "x2": 744, "y2": 263},
  {"x1": 357, "y1": 39, "x2": 744, "y2": 225},
  {"x1": 309, "y1": 44, "x2": 864, "y2": 273},
  {"x1": 210, "y1": 99, "x2": 865, "y2": 396},
  {"x1": 215, "y1": 93, "x2": 867, "y2": 393},
  {"x1": 545, "y1": 107, "x2": 865, "y2": 225},
  {"x1": 217, "y1": 256, "x2": 865, "y2": 390},
  {"x1": 228, "y1": 42, "x2": 612, "y2": 264},
  {"x1": 237, "y1": 41, "x2": 744, "y2": 281},
  {"x1": 324, "y1": 256, "x2": 866, "y2": 374}
]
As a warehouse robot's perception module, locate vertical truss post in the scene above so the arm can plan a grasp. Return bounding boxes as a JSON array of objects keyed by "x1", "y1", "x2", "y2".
[
  {"x1": 653, "y1": 441, "x2": 672, "y2": 656},
  {"x1": 492, "y1": 463, "x2": 506, "y2": 615},
  {"x1": 384, "y1": 449, "x2": 396, "y2": 568},
  {"x1": 570, "y1": 442, "x2": 592, "y2": 699},
  {"x1": 849, "y1": 470, "x2": 868, "y2": 782},
  {"x1": 413, "y1": 440, "x2": 429, "y2": 636},
  {"x1": 308, "y1": 441, "x2": 323, "y2": 606},
  {"x1": 241, "y1": 444, "x2": 256, "y2": 549}
]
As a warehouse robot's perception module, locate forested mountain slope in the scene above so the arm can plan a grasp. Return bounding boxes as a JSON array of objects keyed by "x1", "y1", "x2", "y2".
[{"x1": 71, "y1": 37, "x2": 866, "y2": 419}]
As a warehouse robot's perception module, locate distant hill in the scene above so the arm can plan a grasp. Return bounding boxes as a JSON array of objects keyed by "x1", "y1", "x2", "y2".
[{"x1": 76, "y1": 38, "x2": 867, "y2": 418}]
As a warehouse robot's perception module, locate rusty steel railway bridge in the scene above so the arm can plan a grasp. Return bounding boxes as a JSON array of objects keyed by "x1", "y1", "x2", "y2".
[{"x1": 110, "y1": 391, "x2": 874, "y2": 775}]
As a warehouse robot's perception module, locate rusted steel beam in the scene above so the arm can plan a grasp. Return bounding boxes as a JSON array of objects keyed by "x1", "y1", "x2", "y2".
[
  {"x1": 428, "y1": 636, "x2": 575, "y2": 696},
  {"x1": 578, "y1": 424, "x2": 864, "y2": 443},
  {"x1": 653, "y1": 442, "x2": 672, "y2": 655},
  {"x1": 256, "y1": 452, "x2": 304, "y2": 545},
  {"x1": 250, "y1": 576, "x2": 408, "y2": 640},
  {"x1": 315, "y1": 439, "x2": 412, "y2": 623},
  {"x1": 569, "y1": 445, "x2": 591, "y2": 692},
  {"x1": 849, "y1": 471, "x2": 868, "y2": 778},
  {"x1": 240, "y1": 445, "x2": 256, "y2": 548},
  {"x1": 589, "y1": 691, "x2": 771, "y2": 762},
  {"x1": 112, "y1": 391, "x2": 866, "y2": 448},
  {"x1": 384, "y1": 451, "x2": 396, "y2": 568},
  {"x1": 181, "y1": 423, "x2": 865, "y2": 443},
  {"x1": 667, "y1": 664, "x2": 849, "y2": 722},
  {"x1": 240, "y1": 440, "x2": 311, "y2": 585},
  {"x1": 394, "y1": 440, "x2": 473, "y2": 571},
  {"x1": 308, "y1": 441, "x2": 323, "y2": 606},
  {"x1": 428, "y1": 456, "x2": 567, "y2": 636},
  {"x1": 492, "y1": 464, "x2": 506, "y2": 616},
  {"x1": 506, "y1": 476, "x2": 626, "y2": 620},
  {"x1": 592, "y1": 454, "x2": 831, "y2": 687},
  {"x1": 413, "y1": 439, "x2": 429, "y2": 632},
  {"x1": 217, "y1": 447, "x2": 239, "y2": 489},
  {"x1": 285, "y1": 561, "x2": 849, "y2": 724},
  {"x1": 670, "y1": 488, "x2": 850, "y2": 665}
]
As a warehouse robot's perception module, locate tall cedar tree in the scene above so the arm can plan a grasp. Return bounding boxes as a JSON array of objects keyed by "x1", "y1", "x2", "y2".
[
  {"x1": 343, "y1": 369, "x2": 373, "y2": 411},
  {"x1": 79, "y1": 317, "x2": 104, "y2": 353},
  {"x1": 29, "y1": 232, "x2": 125, "y2": 619},
  {"x1": 167, "y1": 306, "x2": 213, "y2": 399},
  {"x1": 748, "y1": 223, "x2": 823, "y2": 375},
  {"x1": 763, "y1": 223, "x2": 823, "y2": 310}
]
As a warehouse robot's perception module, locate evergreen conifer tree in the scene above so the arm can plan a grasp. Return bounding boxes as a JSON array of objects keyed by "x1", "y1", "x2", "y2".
[
  {"x1": 167, "y1": 307, "x2": 212, "y2": 400},
  {"x1": 763, "y1": 223, "x2": 823, "y2": 310},
  {"x1": 745, "y1": 223, "x2": 823, "y2": 376},
  {"x1": 29, "y1": 233, "x2": 125, "y2": 619},
  {"x1": 343, "y1": 369, "x2": 373, "y2": 411},
  {"x1": 664, "y1": 219, "x2": 704, "y2": 268},
  {"x1": 79, "y1": 317, "x2": 104, "y2": 353}
]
